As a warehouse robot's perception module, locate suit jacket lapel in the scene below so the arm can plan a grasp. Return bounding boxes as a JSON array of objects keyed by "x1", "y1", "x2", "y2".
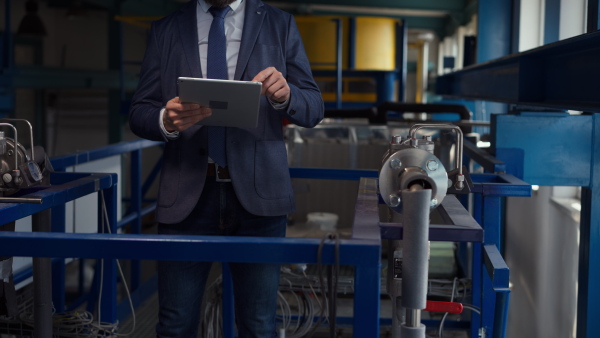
[
  {"x1": 234, "y1": 0, "x2": 265, "y2": 80},
  {"x1": 177, "y1": 1, "x2": 203, "y2": 78}
]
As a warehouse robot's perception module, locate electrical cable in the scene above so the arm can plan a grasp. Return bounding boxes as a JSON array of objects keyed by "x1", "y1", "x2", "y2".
[
  {"x1": 16, "y1": 188, "x2": 131, "y2": 337},
  {"x1": 277, "y1": 273, "x2": 319, "y2": 338},
  {"x1": 437, "y1": 277, "x2": 458, "y2": 338},
  {"x1": 201, "y1": 275, "x2": 224, "y2": 338},
  {"x1": 307, "y1": 232, "x2": 340, "y2": 338},
  {"x1": 98, "y1": 189, "x2": 136, "y2": 336}
]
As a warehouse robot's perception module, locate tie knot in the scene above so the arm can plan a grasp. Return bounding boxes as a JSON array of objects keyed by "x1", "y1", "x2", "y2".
[{"x1": 209, "y1": 6, "x2": 231, "y2": 19}]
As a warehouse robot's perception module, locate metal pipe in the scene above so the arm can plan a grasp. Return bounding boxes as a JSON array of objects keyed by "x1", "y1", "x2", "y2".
[
  {"x1": 334, "y1": 18, "x2": 342, "y2": 109},
  {"x1": 0, "y1": 119, "x2": 36, "y2": 161},
  {"x1": 32, "y1": 209, "x2": 52, "y2": 338},
  {"x1": 0, "y1": 123, "x2": 18, "y2": 170},
  {"x1": 405, "y1": 309, "x2": 421, "y2": 327},
  {"x1": 0, "y1": 197, "x2": 43, "y2": 204},
  {"x1": 409, "y1": 123, "x2": 464, "y2": 181},
  {"x1": 400, "y1": 323, "x2": 426, "y2": 338},
  {"x1": 401, "y1": 188, "x2": 431, "y2": 312}
]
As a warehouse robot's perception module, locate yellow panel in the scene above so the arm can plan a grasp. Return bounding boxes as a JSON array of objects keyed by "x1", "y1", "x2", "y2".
[
  {"x1": 355, "y1": 17, "x2": 396, "y2": 70},
  {"x1": 315, "y1": 76, "x2": 377, "y2": 103},
  {"x1": 295, "y1": 16, "x2": 348, "y2": 70}
]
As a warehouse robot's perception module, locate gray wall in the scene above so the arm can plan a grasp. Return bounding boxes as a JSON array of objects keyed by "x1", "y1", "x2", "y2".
[{"x1": 505, "y1": 186, "x2": 579, "y2": 338}]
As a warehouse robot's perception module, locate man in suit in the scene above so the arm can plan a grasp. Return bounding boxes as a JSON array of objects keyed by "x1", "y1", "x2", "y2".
[{"x1": 129, "y1": 0, "x2": 323, "y2": 336}]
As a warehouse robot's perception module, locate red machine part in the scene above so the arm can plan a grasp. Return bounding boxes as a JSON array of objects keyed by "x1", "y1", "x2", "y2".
[{"x1": 424, "y1": 300, "x2": 464, "y2": 314}]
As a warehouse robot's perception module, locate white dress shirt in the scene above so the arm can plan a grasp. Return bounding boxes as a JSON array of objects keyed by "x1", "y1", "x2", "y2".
[{"x1": 160, "y1": 0, "x2": 287, "y2": 140}]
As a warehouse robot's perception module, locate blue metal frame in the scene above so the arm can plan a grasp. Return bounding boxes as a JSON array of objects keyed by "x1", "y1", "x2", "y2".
[
  {"x1": 477, "y1": 0, "x2": 513, "y2": 63},
  {"x1": 0, "y1": 204, "x2": 382, "y2": 337},
  {"x1": 437, "y1": 31, "x2": 600, "y2": 113},
  {"x1": 395, "y1": 19, "x2": 407, "y2": 103},
  {"x1": 492, "y1": 112, "x2": 600, "y2": 338},
  {"x1": 460, "y1": 137, "x2": 532, "y2": 338},
  {"x1": 463, "y1": 139, "x2": 505, "y2": 174},
  {"x1": 356, "y1": 174, "x2": 519, "y2": 338},
  {"x1": 0, "y1": 171, "x2": 117, "y2": 327},
  {"x1": 9, "y1": 140, "x2": 162, "y2": 313},
  {"x1": 483, "y1": 245, "x2": 510, "y2": 338},
  {"x1": 2, "y1": 138, "x2": 528, "y2": 336}
]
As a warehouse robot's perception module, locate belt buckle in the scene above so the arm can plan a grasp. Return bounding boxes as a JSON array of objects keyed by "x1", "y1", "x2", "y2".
[{"x1": 215, "y1": 163, "x2": 231, "y2": 183}]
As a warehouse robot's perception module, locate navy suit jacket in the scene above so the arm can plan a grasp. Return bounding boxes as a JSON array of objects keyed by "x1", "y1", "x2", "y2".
[{"x1": 129, "y1": 0, "x2": 324, "y2": 224}]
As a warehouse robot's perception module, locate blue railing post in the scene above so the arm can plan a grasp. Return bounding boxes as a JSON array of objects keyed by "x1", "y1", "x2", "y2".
[
  {"x1": 130, "y1": 149, "x2": 142, "y2": 291},
  {"x1": 353, "y1": 259, "x2": 381, "y2": 336},
  {"x1": 99, "y1": 182, "x2": 119, "y2": 323},
  {"x1": 222, "y1": 263, "x2": 236, "y2": 338},
  {"x1": 51, "y1": 204, "x2": 67, "y2": 313}
]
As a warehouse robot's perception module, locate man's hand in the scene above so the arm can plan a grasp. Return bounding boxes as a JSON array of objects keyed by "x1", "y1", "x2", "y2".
[
  {"x1": 163, "y1": 97, "x2": 212, "y2": 132},
  {"x1": 252, "y1": 67, "x2": 290, "y2": 104}
]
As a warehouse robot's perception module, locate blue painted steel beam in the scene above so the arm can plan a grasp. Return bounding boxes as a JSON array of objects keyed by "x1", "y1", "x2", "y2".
[
  {"x1": 0, "y1": 232, "x2": 379, "y2": 265},
  {"x1": 493, "y1": 113, "x2": 593, "y2": 186},
  {"x1": 437, "y1": 31, "x2": 600, "y2": 112},
  {"x1": 577, "y1": 113, "x2": 600, "y2": 338},
  {"x1": 544, "y1": 0, "x2": 560, "y2": 44},
  {"x1": 477, "y1": 0, "x2": 512, "y2": 63},
  {"x1": 0, "y1": 173, "x2": 117, "y2": 225},
  {"x1": 50, "y1": 139, "x2": 163, "y2": 171},
  {"x1": 348, "y1": 18, "x2": 356, "y2": 70},
  {"x1": 334, "y1": 18, "x2": 342, "y2": 110},
  {"x1": 98, "y1": 185, "x2": 118, "y2": 323},
  {"x1": 51, "y1": 204, "x2": 67, "y2": 313},
  {"x1": 483, "y1": 245, "x2": 510, "y2": 338},
  {"x1": 395, "y1": 20, "x2": 407, "y2": 102},
  {"x1": 483, "y1": 244, "x2": 509, "y2": 290},
  {"x1": 463, "y1": 139, "x2": 506, "y2": 173},
  {"x1": 0, "y1": 232, "x2": 382, "y2": 335},
  {"x1": 130, "y1": 149, "x2": 142, "y2": 291},
  {"x1": 470, "y1": 174, "x2": 531, "y2": 197}
]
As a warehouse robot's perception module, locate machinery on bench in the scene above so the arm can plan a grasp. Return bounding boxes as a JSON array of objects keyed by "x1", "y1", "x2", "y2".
[
  {"x1": 379, "y1": 123, "x2": 471, "y2": 338},
  {"x1": 0, "y1": 119, "x2": 53, "y2": 201}
]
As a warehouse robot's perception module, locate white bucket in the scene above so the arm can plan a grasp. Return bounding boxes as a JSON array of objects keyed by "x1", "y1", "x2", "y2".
[{"x1": 306, "y1": 212, "x2": 339, "y2": 232}]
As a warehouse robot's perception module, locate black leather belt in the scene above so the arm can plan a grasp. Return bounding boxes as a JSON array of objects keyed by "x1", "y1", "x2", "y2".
[{"x1": 207, "y1": 163, "x2": 231, "y2": 182}]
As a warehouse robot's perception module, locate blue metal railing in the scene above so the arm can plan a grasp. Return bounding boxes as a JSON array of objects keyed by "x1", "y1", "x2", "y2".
[
  {"x1": 13, "y1": 139, "x2": 162, "y2": 313},
  {"x1": 462, "y1": 140, "x2": 532, "y2": 338},
  {"x1": 3, "y1": 135, "x2": 527, "y2": 337}
]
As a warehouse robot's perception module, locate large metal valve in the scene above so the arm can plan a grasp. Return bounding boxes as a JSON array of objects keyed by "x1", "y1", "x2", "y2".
[
  {"x1": 379, "y1": 135, "x2": 448, "y2": 213},
  {"x1": 381, "y1": 123, "x2": 468, "y2": 338},
  {"x1": 0, "y1": 119, "x2": 52, "y2": 200}
]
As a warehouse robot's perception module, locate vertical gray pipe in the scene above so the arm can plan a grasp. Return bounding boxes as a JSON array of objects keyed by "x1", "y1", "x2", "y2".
[
  {"x1": 32, "y1": 209, "x2": 52, "y2": 338},
  {"x1": 401, "y1": 188, "x2": 431, "y2": 311},
  {"x1": 401, "y1": 323, "x2": 426, "y2": 338}
]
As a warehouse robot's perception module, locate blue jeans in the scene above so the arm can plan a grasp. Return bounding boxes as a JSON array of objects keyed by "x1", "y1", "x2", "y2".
[{"x1": 155, "y1": 177, "x2": 287, "y2": 338}]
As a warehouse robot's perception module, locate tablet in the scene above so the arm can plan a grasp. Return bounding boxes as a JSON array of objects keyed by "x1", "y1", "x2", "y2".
[{"x1": 177, "y1": 77, "x2": 262, "y2": 128}]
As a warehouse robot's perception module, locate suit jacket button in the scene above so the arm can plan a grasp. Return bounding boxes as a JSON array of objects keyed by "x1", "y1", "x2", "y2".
[
  {"x1": 290, "y1": 109, "x2": 296, "y2": 115},
  {"x1": 199, "y1": 148, "x2": 207, "y2": 155}
]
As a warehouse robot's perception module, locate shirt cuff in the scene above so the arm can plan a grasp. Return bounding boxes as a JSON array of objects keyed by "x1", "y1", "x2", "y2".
[
  {"x1": 268, "y1": 97, "x2": 289, "y2": 110},
  {"x1": 159, "y1": 107, "x2": 180, "y2": 140}
]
